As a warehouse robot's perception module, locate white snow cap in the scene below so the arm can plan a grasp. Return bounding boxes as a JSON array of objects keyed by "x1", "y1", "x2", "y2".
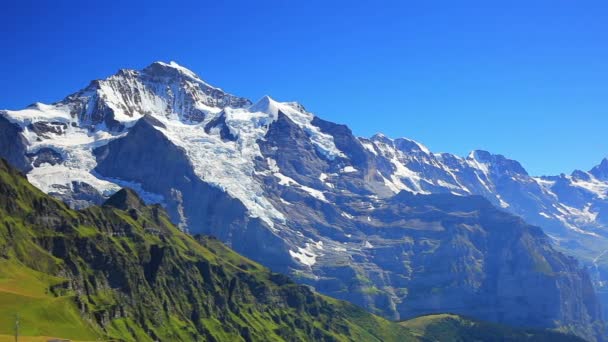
[
  {"x1": 249, "y1": 95, "x2": 346, "y2": 160},
  {"x1": 148, "y1": 61, "x2": 201, "y2": 80}
]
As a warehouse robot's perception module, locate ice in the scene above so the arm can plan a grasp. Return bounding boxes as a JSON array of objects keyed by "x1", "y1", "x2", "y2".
[
  {"x1": 249, "y1": 96, "x2": 346, "y2": 160},
  {"x1": 341, "y1": 166, "x2": 357, "y2": 173},
  {"x1": 289, "y1": 241, "x2": 323, "y2": 266},
  {"x1": 3, "y1": 103, "x2": 73, "y2": 127}
]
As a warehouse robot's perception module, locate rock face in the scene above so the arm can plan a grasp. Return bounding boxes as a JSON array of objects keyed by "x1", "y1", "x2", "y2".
[
  {"x1": 0, "y1": 62, "x2": 604, "y2": 340},
  {"x1": 0, "y1": 115, "x2": 31, "y2": 172}
]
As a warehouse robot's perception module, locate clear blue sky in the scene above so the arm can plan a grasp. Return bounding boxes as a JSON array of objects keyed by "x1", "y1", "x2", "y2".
[{"x1": 1, "y1": 0, "x2": 607, "y2": 176}]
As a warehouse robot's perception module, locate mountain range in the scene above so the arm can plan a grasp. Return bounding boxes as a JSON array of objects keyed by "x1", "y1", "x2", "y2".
[
  {"x1": 0, "y1": 158, "x2": 586, "y2": 341},
  {"x1": 0, "y1": 61, "x2": 605, "y2": 340}
]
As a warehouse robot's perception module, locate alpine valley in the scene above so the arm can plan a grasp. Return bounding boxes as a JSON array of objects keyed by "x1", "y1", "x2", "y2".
[{"x1": 1, "y1": 61, "x2": 606, "y2": 341}]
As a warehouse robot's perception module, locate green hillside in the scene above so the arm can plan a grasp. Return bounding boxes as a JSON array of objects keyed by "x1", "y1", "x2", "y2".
[{"x1": 400, "y1": 313, "x2": 587, "y2": 341}]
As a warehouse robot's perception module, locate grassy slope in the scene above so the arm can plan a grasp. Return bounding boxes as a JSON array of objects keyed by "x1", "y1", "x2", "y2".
[
  {"x1": 400, "y1": 314, "x2": 587, "y2": 342},
  {"x1": 0, "y1": 260, "x2": 100, "y2": 340},
  {"x1": 0, "y1": 159, "x2": 416, "y2": 342}
]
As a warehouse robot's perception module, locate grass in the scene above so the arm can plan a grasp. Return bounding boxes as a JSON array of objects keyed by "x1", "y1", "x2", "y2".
[{"x1": 0, "y1": 260, "x2": 101, "y2": 340}]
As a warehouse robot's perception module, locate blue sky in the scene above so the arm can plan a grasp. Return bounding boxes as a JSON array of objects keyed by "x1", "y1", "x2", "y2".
[{"x1": 1, "y1": 0, "x2": 607, "y2": 175}]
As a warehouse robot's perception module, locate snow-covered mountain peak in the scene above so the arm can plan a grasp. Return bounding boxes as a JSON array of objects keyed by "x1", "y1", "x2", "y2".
[
  {"x1": 248, "y1": 95, "x2": 346, "y2": 160},
  {"x1": 249, "y1": 95, "x2": 281, "y2": 117},
  {"x1": 466, "y1": 150, "x2": 529, "y2": 176},
  {"x1": 394, "y1": 137, "x2": 431, "y2": 155},
  {"x1": 55, "y1": 61, "x2": 252, "y2": 127},
  {"x1": 249, "y1": 96, "x2": 306, "y2": 118},
  {"x1": 144, "y1": 61, "x2": 201, "y2": 80},
  {"x1": 467, "y1": 149, "x2": 492, "y2": 161},
  {"x1": 370, "y1": 133, "x2": 392, "y2": 144},
  {"x1": 369, "y1": 134, "x2": 430, "y2": 154}
]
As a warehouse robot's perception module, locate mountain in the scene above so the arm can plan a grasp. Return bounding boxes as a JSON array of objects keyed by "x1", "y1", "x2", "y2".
[
  {"x1": 400, "y1": 314, "x2": 587, "y2": 342},
  {"x1": 0, "y1": 158, "x2": 418, "y2": 341},
  {"x1": 0, "y1": 158, "x2": 587, "y2": 342},
  {"x1": 0, "y1": 61, "x2": 604, "y2": 340},
  {"x1": 363, "y1": 135, "x2": 608, "y2": 320}
]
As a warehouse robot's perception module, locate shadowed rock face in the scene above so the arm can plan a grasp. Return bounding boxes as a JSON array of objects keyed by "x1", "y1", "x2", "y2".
[
  {"x1": 0, "y1": 62, "x2": 605, "y2": 341},
  {"x1": 0, "y1": 115, "x2": 31, "y2": 173},
  {"x1": 48, "y1": 181, "x2": 106, "y2": 209},
  {"x1": 268, "y1": 186, "x2": 604, "y2": 340},
  {"x1": 28, "y1": 147, "x2": 64, "y2": 167}
]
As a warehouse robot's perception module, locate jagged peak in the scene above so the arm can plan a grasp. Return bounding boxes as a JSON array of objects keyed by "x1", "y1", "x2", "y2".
[
  {"x1": 143, "y1": 61, "x2": 201, "y2": 80},
  {"x1": 467, "y1": 150, "x2": 529, "y2": 176},
  {"x1": 249, "y1": 95, "x2": 277, "y2": 114},
  {"x1": 594, "y1": 157, "x2": 608, "y2": 169},
  {"x1": 249, "y1": 95, "x2": 296, "y2": 117},
  {"x1": 467, "y1": 149, "x2": 492, "y2": 161},
  {"x1": 370, "y1": 133, "x2": 392, "y2": 144},
  {"x1": 103, "y1": 188, "x2": 146, "y2": 211},
  {"x1": 589, "y1": 157, "x2": 608, "y2": 179},
  {"x1": 571, "y1": 169, "x2": 592, "y2": 182},
  {"x1": 394, "y1": 137, "x2": 431, "y2": 154},
  {"x1": 249, "y1": 96, "x2": 308, "y2": 116},
  {"x1": 369, "y1": 133, "x2": 430, "y2": 154}
]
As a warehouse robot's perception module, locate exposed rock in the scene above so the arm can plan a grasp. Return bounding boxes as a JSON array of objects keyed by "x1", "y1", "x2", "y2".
[{"x1": 0, "y1": 115, "x2": 31, "y2": 172}]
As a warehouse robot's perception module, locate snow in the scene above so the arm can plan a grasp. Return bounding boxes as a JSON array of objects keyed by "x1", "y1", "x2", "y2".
[
  {"x1": 100, "y1": 176, "x2": 165, "y2": 204},
  {"x1": 495, "y1": 194, "x2": 510, "y2": 208},
  {"x1": 289, "y1": 241, "x2": 323, "y2": 266},
  {"x1": 273, "y1": 172, "x2": 296, "y2": 186},
  {"x1": 319, "y1": 173, "x2": 334, "y2": 188},
  {"x1": 402, "y1": 138, "x2": 431, "y2": 154},
  {"x1": 372, "y1": 139, "x2": 429, "y2": 194},
  {"x1": 300, "y1": 185, "x2": 328, "y2": 202},
  {"x1": 3, "y1": 103, "x2": 74, "y2": 127},
  {"x1": 249, "y1": 96, "x2": 346, "y2": 160},
  {"x1": 571, "y1": 177, "x2": 608, "y2": 199},
  {"x1": 156, "y1": 116, "x2": 286, "y2": 227},
  {"x1": 361, "y1": 141, "x2": 377, "y2": 155},
  {"x1": 29, "y1": 164, "x2": 121, "y2": 197},
  {"x1": 467, "y1": 152, "x2": 490, "y2": 174},
  {"x1": 437, "y1": 179, "x2": 463, "y2": 191},
  {"x1": 289, "y1": 247, "x2": 316, "y2": 266},
  {"x1": 268, "y1": 159, "x2": 328, "y2": 202},
  {"x1": 341, "y1": 166, "x2": 358, "y2": 173},
  {"x1": 154, "y1": 61, "x2": 205, "y2": 82},
  {"x1": 554, "y1": 204, "x2": 600, "y2": 236},
  {"x1": 2, "y1": 98, "x2": 134, "y2": 201},
  {"x1": 341, "y1": 212, "x2": 354, "y2": 219},
  {"x1": 2, "y1": 105, "x2": 166, "y2": 205}
]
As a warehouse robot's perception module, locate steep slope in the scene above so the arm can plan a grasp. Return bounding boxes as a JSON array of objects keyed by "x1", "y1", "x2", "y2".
[
  {"x1": 0, "y1": 159, "x2": 417, "y2": 341},
  {"x1": 0, "y1": 62, "x2": 604, "y2": 340},
  {"x1": 400, "y1": 314, "x2": 587, "y2": 342},
  {"x1": 364, "y1": 135, "x2": 608, "y2": 316}
]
